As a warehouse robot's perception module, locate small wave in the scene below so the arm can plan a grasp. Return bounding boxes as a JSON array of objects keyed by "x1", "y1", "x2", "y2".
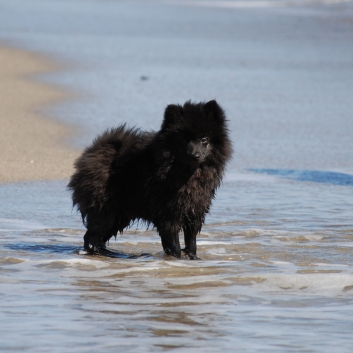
[
  {"x1": 76, "y1": 247, "x2": 153, "y2": 259},
  {"x1": 259, "y1": 273, "x2": 353, "y2": 294},
  {"x1": 5, "y1": 242, "x2": 153, "y2": 259}
]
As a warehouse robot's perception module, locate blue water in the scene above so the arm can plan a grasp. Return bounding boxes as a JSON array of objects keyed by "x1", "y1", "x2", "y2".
[
  {"x1": 1, "y1": 1, "x2": 353, "y2": 352},
  {"x1": 250, "y1": 169, "x2": 353, "y2": 186}
]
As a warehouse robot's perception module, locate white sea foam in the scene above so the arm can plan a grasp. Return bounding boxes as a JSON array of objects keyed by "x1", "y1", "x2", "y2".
[
  {"x1": 258, "y1": 273, "x2": 353, "y2": 294},
  {"x1": 198, "y1": 240, "x2": 231, "y2": 245}
]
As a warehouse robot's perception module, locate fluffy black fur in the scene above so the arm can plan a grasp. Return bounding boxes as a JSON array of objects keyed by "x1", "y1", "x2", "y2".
[{"x1": 68, "y1": 100, "x2": 232, "y2": 259}]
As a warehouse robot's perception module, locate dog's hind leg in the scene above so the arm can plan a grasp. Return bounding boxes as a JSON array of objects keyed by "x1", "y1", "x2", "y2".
[
  {"x1": 83, "y1": 229, "x2": 107, "y2": 252},
  {"x1": 83, "y1": 211, "x2": 116, "y2": 252}
]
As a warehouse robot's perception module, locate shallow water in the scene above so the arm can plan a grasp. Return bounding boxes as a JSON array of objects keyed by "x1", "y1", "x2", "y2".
[
  {"x1": 1, "y1": 172, "x2": 353, "y2": 352},
  {"x1": 1, "y1": 0, "x2": 353, "y2": 352}
]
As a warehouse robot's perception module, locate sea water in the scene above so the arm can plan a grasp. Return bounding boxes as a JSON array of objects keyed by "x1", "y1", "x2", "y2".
[
  {"x1": 0, "y1": 1, "x2": 353, "y2": 352},
  {"x1": 1, "y1": 174, "x2": 353, "y2": 352}
]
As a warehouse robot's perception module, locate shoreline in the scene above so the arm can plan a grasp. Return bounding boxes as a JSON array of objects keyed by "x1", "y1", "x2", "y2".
[{"x1": 0, "y1": 46, "x2": 80, "y2": 183}]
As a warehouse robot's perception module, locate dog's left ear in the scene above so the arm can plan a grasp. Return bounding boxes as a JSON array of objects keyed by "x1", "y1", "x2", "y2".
[
  {"x1": 161, "y1": 104, "x2": 183, "y2": 129},
  {"x1": 204, "y1": 100, "x2": 225, "y2": 123}
]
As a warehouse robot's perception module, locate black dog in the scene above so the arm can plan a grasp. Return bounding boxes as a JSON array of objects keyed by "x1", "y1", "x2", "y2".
[{"x1": 68, "y1": 100, "x2": 232, "y2": 259}]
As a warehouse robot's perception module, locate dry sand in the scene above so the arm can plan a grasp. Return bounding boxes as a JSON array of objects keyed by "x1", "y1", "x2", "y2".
[{"x1": 0, "y1": 46, "x2": 80, "y2": 183}]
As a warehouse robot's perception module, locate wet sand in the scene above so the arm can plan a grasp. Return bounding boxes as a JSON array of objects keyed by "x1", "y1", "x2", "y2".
[{"x1": 0, "y1": 46, "x2": 80, "y2": 182}]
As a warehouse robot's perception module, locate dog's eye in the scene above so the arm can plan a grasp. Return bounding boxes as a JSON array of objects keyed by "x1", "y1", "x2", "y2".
[{"x1": 200, "y1": 137, "x2": 208, "y2": 144}]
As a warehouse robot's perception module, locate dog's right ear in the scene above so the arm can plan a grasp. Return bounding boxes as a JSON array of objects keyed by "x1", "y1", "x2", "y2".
[
  {"x1": 161, "y1": 104, "x2": 183, "y2": 130},
  {"x1": 204, "y1": 100, "x2": 225, "y2": 124}
]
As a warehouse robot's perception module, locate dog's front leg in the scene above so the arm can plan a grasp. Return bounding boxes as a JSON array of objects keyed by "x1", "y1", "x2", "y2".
[
  {"x1": 182, "y1": 222, "x2": 201, "y2": 260},
  {"x1": 157, "y1": 224, "x2": 181, "y2": 258}
]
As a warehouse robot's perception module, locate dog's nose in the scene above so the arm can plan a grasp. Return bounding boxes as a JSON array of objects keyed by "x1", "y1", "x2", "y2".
[{"x1": 193, "y1": 152, "x2": 200, "y2": 160}]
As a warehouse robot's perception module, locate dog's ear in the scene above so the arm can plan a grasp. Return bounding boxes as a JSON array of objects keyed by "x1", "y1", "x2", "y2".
[
  {"x1": 204, "y1": 100, "x2": 225, "y2": 123},
  {"x1": 161, "y1": 104, "x2": 183, "y2": 129}
]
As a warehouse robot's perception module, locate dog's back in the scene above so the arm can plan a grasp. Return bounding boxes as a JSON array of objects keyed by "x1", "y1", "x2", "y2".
[{"x1": 68, "y1": 126, "x2": 154, "y2": 224}]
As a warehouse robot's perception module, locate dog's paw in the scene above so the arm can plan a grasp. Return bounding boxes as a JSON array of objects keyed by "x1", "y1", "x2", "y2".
[
  {"x1": 182, "y1": 249, "x2": 201, "y2": 260},
  {"x1": 185, "y1": 254, "x2": 201, "y2": 260}
]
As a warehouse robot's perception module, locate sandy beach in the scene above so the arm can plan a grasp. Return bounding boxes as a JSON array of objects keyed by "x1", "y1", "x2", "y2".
[{"x1": 0, "y1": 46, "x2": 80, "y2": 183}]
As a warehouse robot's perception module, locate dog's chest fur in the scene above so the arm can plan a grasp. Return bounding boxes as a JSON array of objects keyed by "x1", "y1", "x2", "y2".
[{"x1": 171, "y1": 166, "x2": 219, "y2": 216}]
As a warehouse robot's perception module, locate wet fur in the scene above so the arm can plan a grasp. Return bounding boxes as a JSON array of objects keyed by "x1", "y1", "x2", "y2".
[{"x1": 68, "y1": 100, "x2": 232, "y2": 258}]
